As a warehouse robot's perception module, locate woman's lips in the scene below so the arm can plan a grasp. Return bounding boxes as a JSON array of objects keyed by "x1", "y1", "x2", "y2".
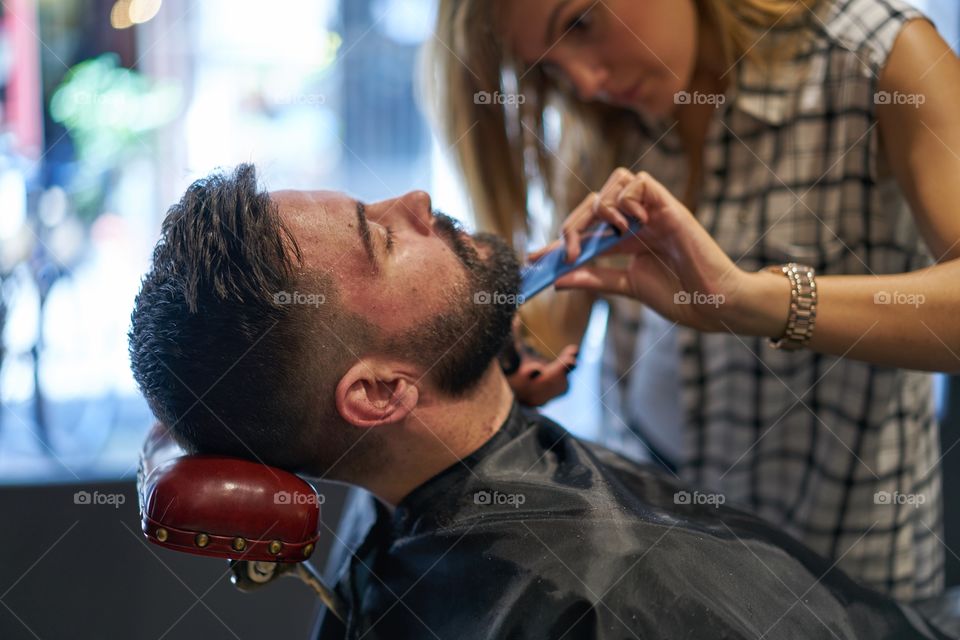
[{"x1": 611, "y1": 81, "x2": 644, "y2": 106}]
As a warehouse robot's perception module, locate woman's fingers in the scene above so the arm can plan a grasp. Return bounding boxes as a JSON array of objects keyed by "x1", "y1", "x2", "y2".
[
  {"x1": 508, "y1": 343, "x2": 579, "y2": 406},
  {"x1": 541, "y1": 169, "x2": 678, "y2": 269},
  {"x1": 618, "y1": 171, "x2": 676, "y2": 225},
  {"x1": 528, "y1": 238, "x2": 563, "y2": 262},
  {"x1": 616, "y1": 196, "x2": 650, "y2": 227},
  {"x1": 560, "y1": 168, "x2": 639, "y2": 262},
  {"x1": 593, "y1": 168, "x2": 635, "y2": 233},
  {"x1": 598, "y1": 231, "x2": 657, "y2": 256},
  {"x1": 593, "y1": 203, "x2": 631, "y2": 235},
  {"x1": 561, "y1": 192, "x2": 602, "y2": 262},
  {"x1": 554, "y1": 265, "x2": 633, "y2": 297},
  {"x1": 526, "y1": 343, "x2": 579, "y2": 382}
]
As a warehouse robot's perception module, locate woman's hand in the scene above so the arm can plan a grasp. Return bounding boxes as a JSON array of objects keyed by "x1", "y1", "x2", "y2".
[{"x1": 532, "y1": 168, "x2": 783, "y2": 335}]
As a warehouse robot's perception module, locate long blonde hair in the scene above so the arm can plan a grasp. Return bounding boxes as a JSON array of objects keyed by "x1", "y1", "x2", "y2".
[{"x1": 422, "y1": 0, "x2": 822, "y2": 352}]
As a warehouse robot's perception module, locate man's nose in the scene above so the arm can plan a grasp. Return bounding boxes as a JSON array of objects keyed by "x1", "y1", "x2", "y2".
[{"x1": 375, "y1": 191, "x2": 433, "y2": 235}]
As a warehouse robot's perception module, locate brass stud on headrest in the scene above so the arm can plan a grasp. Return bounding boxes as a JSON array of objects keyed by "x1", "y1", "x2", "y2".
[
  {"x1": 232, "y1": 537, "x2": 247, "y2": 552},
  {"x1": 156, "y1": 528, "x2": 168, "y2": 542},
  {"x1": 269, "y1": 540, "x2": 283, "y2": 555},
  {"x1": 195, "y1": 533, "x2": 210, "y2": 548},
  {"x1": 303, "y1": 543, "x2": 314, "y2": 558}
]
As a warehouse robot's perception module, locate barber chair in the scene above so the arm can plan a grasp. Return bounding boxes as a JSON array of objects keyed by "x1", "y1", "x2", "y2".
[
  {"x1": 138, "y1": 422, "x2": 960, "y2": 637},
  {"x1": 136, "y1": 423, "x2": 346, "y2": 622}
]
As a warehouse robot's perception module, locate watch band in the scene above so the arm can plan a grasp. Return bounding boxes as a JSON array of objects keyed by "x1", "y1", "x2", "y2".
[{"x1": 766, "y1": 262, "x2": 817, "y2": 351}]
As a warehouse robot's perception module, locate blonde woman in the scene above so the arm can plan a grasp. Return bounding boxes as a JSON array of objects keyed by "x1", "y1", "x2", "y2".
[{"x1": 425, "y1": 0, "x2": 960, "y2": 601}]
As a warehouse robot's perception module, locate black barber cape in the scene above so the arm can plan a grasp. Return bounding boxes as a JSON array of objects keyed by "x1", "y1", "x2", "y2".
[{"x1": 315, "y1": 401, "x2": 949, "y2": 639}]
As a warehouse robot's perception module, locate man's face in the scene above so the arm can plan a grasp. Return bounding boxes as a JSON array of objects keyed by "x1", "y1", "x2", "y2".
[{"x1": 272, "y1": 189, "x2": 520, "y2": 394}]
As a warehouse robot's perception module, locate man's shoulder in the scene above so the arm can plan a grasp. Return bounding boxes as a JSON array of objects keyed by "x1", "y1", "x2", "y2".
[{"x1": 388, "y1": 499, "x2": 692, "y2": 591}]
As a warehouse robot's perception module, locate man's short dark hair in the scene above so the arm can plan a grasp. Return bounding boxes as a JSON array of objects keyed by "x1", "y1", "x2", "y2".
[{"x1": 128, "y1": 164, "x2": 368, "y2": 472}]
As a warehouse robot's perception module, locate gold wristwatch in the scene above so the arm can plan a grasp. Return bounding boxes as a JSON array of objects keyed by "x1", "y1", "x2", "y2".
[{"x1": 766, "y1": 263, "x2": 817, "y2": 351}]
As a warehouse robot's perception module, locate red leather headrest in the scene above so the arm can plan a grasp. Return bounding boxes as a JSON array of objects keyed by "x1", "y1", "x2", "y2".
[{"x1": 137, "y1": 423, "x2": 321, "y2": 563}]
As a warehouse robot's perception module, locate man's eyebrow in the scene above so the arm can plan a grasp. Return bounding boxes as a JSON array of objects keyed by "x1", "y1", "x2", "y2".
[
  {"x1": 355, "y1": 200, "x2": 377, "y2": 268},
  {"x1": 546, "y1": 0, "x2": 574, "y2": 47}
]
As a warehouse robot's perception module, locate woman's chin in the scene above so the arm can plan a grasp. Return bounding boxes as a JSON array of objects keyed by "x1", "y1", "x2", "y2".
[{"x1": 629, "y1": 96, "x2": 672, "y2": 120}]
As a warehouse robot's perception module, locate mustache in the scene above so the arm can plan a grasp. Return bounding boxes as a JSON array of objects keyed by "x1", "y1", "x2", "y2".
[
  {"x1": 430, "y1": 210, "x2": 522, "y2": 292},
  {"x1": 431, "y1": 210, "x2": 483, "y2": 271}
]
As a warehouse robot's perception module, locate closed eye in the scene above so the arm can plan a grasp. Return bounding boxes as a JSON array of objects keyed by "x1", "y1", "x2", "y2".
[{"x1": 565, "y1": 11, "x2": 592, "y2": 34}]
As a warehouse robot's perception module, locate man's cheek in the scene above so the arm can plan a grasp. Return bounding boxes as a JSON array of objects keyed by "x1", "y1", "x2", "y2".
[{"x1": 400, "y1": 273, "x2": 451, "y2": 310}]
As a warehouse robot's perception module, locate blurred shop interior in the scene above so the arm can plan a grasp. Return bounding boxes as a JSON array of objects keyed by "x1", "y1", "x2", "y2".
[{"x1": 0, "y1": 0, "x2": 958, "y2": 638}]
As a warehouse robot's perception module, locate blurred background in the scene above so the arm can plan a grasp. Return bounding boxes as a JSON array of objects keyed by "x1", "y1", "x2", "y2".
[{"x1": 0, "y1": 0, "x2": 957, "y2": 638}]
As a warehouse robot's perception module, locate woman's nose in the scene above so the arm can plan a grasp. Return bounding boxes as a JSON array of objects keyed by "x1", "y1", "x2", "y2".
[{"x1": 566, "y1": 59, "x2": 608, "y2": 102}]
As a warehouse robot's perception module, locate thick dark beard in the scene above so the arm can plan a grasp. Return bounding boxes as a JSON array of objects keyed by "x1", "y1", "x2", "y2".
[{"x1": 393, "y1": 211, "x2": 520, "y2": 396}]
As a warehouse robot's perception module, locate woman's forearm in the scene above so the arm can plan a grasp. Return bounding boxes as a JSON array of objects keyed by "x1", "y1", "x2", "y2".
[{"x1": 729, "y1": 261, "x2": 960, "y2": 373}]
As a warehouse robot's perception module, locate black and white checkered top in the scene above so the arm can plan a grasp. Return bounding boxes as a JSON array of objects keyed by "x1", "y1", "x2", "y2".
[{"x1": 598, "y1": 0, "x2": 942, "y2": 601}]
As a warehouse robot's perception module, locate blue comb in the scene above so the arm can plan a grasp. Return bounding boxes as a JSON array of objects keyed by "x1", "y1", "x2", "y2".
[{"x1": 520, "y1": 218, "x2": 644, "y2": 302}]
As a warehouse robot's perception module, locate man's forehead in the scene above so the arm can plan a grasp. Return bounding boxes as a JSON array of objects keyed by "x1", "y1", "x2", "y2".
[
  {"x1": 271, "y1": 189, "x2": 348, "y2": 218},
  {"x1": 269, "y1": 189, "x2": 370, "y2": 279}
]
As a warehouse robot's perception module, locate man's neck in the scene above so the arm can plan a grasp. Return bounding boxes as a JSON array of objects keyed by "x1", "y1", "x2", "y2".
[{"x1": 362, "y1": 362, "x2": 515, "y2": 507}]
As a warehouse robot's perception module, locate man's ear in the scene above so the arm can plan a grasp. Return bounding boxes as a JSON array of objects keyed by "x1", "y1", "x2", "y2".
[{"x1": 334, "y1": 359, "x2": 420, "y2": 428}]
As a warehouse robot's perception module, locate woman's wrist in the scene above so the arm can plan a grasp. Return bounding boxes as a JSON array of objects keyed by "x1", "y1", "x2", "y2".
[{"x1": 726, "y1": 270, "x2": 793, "y2": 338}]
